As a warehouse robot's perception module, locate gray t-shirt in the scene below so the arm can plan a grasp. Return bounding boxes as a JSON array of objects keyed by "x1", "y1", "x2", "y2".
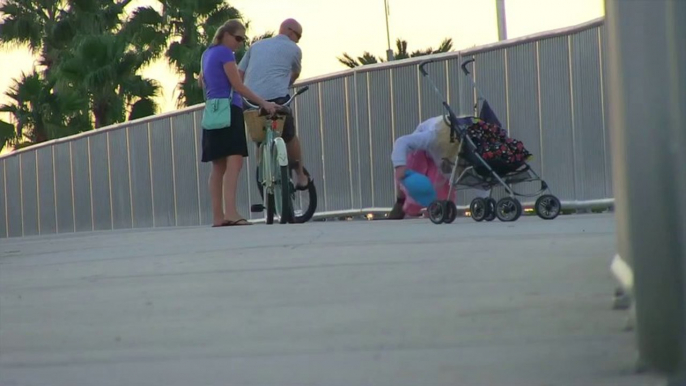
[{"x1": 238, "y1": 34, "x2": 302, "y2": 101}]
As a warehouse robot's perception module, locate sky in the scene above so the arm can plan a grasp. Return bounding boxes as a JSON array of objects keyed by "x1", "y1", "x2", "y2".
[{"x1": 0, "y1": 0, "x2": 605, "y2": 119}]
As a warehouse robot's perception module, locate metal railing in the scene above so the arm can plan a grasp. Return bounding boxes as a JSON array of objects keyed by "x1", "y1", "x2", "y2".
[{"x1": 0, "y1": 17, "x2": 610, "y2": 238}]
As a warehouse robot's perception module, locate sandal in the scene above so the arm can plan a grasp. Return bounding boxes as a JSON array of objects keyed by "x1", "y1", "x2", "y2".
[
  {"x1": 227, "y1": 218, "x2": 251, "y2": 226},
  {"x1": 212, "y1": 220, "x2": 233, "y2": 227}
]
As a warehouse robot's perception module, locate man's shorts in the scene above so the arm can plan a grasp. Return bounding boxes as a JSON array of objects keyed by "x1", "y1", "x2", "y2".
[{"x1": 266, "y1": 95, "x2": 296, "y2": 143}]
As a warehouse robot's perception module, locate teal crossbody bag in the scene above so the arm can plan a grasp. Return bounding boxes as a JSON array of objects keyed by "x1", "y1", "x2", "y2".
[
  {"x1": 200, "y1": 52, "x2": 235, "y2": 130},
  {"x1": 202, "y1": 91, "x2": 233, "y2": 130}
]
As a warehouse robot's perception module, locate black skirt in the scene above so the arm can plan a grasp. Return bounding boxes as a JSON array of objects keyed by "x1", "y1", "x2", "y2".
[{"x1": 201, "y1": 104, "x2": 249, "y2": 162}]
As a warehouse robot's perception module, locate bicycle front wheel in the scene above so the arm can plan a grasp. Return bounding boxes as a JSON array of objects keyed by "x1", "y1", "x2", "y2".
[{"x1": 275, "y1": 164, "x2": 292, "y2": 224}]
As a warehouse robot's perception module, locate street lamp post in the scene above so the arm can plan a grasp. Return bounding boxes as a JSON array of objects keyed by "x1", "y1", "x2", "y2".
[
  {"x1": 384, "y1": 0, "x2": 394, "y2": 60},
  {"x1": 496, "y1": 0, "x2": 507, "y2": 41}
]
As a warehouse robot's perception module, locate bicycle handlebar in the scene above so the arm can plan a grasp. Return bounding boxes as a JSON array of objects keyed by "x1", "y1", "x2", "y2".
[{"x1": 242, "y1": 86, "x2": 310, "y2": 111}]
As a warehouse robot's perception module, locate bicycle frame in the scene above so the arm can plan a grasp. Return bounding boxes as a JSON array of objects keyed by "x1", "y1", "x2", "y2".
[{"x1": 243, "y1": 87, "x2": 310, "y2": 221}]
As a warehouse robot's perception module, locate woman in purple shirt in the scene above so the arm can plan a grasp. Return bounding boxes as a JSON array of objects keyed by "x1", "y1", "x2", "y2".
[{"x1": 199, "y1": 19, "x2": 277, "y2": 227}]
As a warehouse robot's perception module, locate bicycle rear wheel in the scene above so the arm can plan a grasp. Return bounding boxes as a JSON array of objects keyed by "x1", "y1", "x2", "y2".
[
  {"x1": 257, "y1": 166, "x2": 317, "y2": 224},
  {"x1": 289, "y1": 166, "x2": 317, "y2": 223}
]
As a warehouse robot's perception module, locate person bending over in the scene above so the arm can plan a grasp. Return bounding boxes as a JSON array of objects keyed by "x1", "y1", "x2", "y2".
[{"x1": 389, "y1": 115, "x2": 490, "y2": 219}]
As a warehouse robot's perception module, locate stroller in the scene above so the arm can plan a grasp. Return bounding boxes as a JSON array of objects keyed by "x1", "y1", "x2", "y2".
[{"x1": 418, "y1": 58, "x2": 562, "y2": 224}]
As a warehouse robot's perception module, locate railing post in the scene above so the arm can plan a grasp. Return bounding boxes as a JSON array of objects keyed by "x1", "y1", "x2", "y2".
[{"x1": 605, "y1": 0, "x2": 686, "y2": 380}]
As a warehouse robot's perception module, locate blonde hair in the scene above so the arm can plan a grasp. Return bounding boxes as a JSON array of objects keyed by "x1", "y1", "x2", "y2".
[
  {"x1": 434, "y1": 116, "x2": 462, "y2": 160},
  {"x1": 211, "y1": 19, "x2": 245, "y2": 46}
]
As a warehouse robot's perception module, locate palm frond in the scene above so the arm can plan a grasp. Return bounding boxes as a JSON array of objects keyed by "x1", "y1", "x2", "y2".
[{"x1": 128, "y1": 98, "x2": 157, "y2": 120}]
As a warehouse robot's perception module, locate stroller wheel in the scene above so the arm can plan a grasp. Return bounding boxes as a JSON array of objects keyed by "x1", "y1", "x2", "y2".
[
  {"x1": 428, "y1": 200, "x2": 445, "y2": 224},
  {"x1": 495, "y1": 197, "x2": 522, "y2": 222},
  {"x1": 444, "y1": 201, "x2": 458, "y2": 224},
  {"x1": 535, "y1": 194, "x2": 561, "y2": 220},
  {"x1": 484, "y1": 198, "x2": 497, "y2": 222},
  {"x1": 470, "y1": 198, "x2": 488, "y2": 222}
]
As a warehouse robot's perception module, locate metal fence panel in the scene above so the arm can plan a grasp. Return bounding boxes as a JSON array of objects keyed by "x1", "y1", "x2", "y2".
[
  {"x1": 149, "y1": 119, "x2": 176, "y2": 227},
  {"x1": 70, "y1": 137, "x2": 92, "y2": 232},
  {"x1": 346, "y1": 75, "x2": 362, "y2": 210},
  {"x1": 474, "y1": 50, "x2": 508, "y2": 130},
  {"x1": 295, "y1": 82, "x2": 325, "y2": 210},
  {"x1": 320, "y1": 76, "x2": 353, "y2": 211},
  {"x1": 506, "y1": 42, "x2": 545, "y2": 197},
  {"x1": 19, "y1": 151, "x2": 38, "y2": 236},
  {"x1": 0, "y1": 159, "x2": 6, "y2": 238},
  {"x1": 54, "y1": 142, "x2": 74, "y2": 233},
  {"x1": 368, "y1": 69, "x2": 395, "y2": 207},
  {"x1": 392, "y1": 65, "x2": 421, "y2": 137},
  {"x1": 171, "y1": 112, "x2": 201, "y2": 227},
  {"x1": 600, "y1": 24, "x2": 613, "y2": 198},
  {"x1": 457, "y1": 54, "x2": 478, "y2": 117},
  {"x1": 5, "y1": 155, "x2": 21, "y2": 237},
  {"x1": 244, "y1": 144, "x2": 259, "y2": 221},
  {"x1": 355, "y1": 72, "x2": 373, "y2": 208},
  {"x1": 235, "y1": 155, "x2": 251, "y2": 220},
  {"x1": 446, "y1": 58, "x2": 463, "y2": 112},
  {"x1": 88, "y1": 133, "x2": 112, "y2": 231},
  {"x1": 538, "y1": 36, "x2": 577, "y2": 201},
  {"x1": 108, "y1": 129, "x2": 133, "y2": 230},
  {"x1": 193, "y1": 111, "x2": 213, "y2": 225},
  {"x1": 37, "y1": 147, "x2": 56, "y2": 234},
  {"x1": 571, "y1": 28, "x2": 607, "y2": 201},
  {"x1": 418, "y1": 61, "x2": 449, "y2": 122},
  {"x1": 128, "y1": 124, "x2": 154, "y2": 228}
]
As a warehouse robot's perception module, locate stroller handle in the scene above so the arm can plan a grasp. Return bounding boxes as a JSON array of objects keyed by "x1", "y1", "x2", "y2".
[
  {"x1": 461, "y1": 59, "x2": 475, "y2": 75},
  {"x1": 418, "y1": 59, "x2": 435, "y2": 76}
]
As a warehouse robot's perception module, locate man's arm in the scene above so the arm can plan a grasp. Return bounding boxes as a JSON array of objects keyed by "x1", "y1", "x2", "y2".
[
  {"x1": 289, "y1": 71, "x2": 300, "y2": 86},
  {"x1": 238, "y1": 48, "x2": 251, "y2": 82},
  {"x1": 290, "y1": 47, "x2": 302, "y2": 86}
]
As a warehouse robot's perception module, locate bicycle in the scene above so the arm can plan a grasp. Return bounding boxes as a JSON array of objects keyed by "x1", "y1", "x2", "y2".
[{"x1": 243, "y1": 86, "x2": 317, "y2": 224}]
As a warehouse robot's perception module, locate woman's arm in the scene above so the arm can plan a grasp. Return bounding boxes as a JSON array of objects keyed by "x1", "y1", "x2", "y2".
[{"x1": 223, "y1": 61, "x2": 276, "y2": 113}]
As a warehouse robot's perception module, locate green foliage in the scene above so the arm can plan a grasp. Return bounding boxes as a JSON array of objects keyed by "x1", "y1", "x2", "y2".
[
  {"x1": 0, "y1": 0, "x2": 272, "y2": 152},
  {"x1": 338, "y1": 38, "x2": 454, "y2": 68}
]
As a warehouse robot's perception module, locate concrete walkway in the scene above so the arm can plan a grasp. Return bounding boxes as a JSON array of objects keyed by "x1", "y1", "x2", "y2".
[{"x1": 0, "y1": 214, "x2": 665, "y2": 386}]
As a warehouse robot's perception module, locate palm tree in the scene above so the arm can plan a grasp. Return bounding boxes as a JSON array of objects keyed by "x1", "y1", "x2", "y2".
[
  {"x1": 0, "y1": 0, "x2": 153, "y2": 146},
  {"x1": 0, "y1": 0, "x2": 135, "y2": 75},
  {"x1": 338, "y1": 38, "x2": 454, "y2": 68},
  {"x1": 337, "y1": 52, "x2": 380, "y2": 68},
  {"x1": 49, "y1": 0, "x2": 167, "y2": 128},
  {"x1": 57, "y1": 32, "x2": 162, "y2": 128},
  {"x1": 0, "y1": 0, "x2": 65, "y2": 74},
  {"x1": 0, "y1": 120, "x2": 15, "y2": 152},
  {"x1": 0, "y1": 71, "x2": 90, "y2": 147},
  {"x1": 154, "y1": 0, "x2": 243, "y2": 107}
]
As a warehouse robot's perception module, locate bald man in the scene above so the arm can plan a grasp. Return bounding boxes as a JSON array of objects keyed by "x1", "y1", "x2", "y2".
[{"x1": 239, "y1": 18, "x2": 310, "y2": 189}]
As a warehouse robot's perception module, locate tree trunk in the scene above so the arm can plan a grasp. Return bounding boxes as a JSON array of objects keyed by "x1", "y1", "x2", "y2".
[{"x1": 93, "y1": 104, "x2": 107, "y2": 129}]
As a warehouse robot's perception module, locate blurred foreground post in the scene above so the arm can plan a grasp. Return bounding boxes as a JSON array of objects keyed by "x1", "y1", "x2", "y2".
[{"x1": 605, "y1": 0, "x2": 686, "y2": 380}]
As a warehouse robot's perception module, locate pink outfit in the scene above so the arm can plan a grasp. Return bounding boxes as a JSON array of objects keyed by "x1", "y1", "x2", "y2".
[{"x1": 396, "y1": 150, "x2": 454, "y2": 216}]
